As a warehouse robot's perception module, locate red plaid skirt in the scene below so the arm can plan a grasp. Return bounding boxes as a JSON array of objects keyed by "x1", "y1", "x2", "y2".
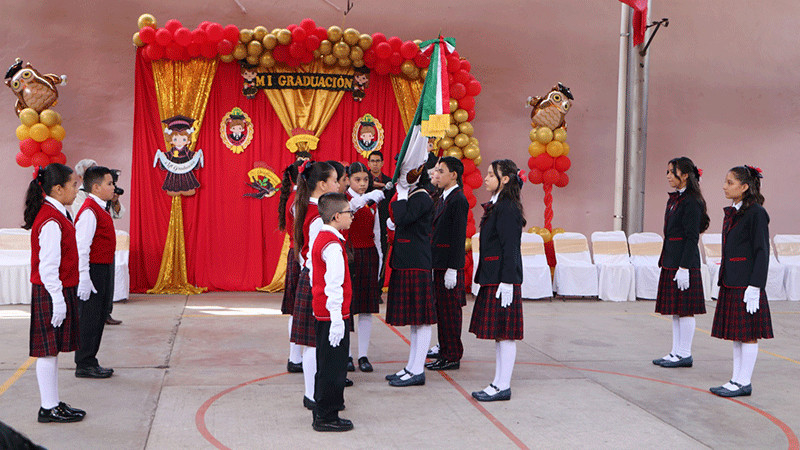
[
  {"x1": 386, "y1": 269, "x2": 436, "y2": 326},
  {"x1": 29, "y1": 284, "x2": 80, "y2": 357},
  {"x1": 469, "y1": 285, "x2": 524, "y2": 341},
  {"x1": 711, "y1": 286, "x2": 773, "y2": 341},
  {"x1": 433, "y1": 268, "x2": 467, "y2": 307},
  {"x1": 349, "y1": 246, "x2": 380, "y2": 315},
  {"x1": 290, "y1": 268, "x2": 316, "y2": 347},
  {"x1": 655, "y1": 268, "x2": 706, "y2": 316},
  {"x1": 281, "y1": 248, "x2": 301, "y2": 315}
]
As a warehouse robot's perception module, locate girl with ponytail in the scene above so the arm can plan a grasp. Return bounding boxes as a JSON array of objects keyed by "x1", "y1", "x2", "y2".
[{"x1": 278, "y1": 160, "x2": 303, "y2": 373}]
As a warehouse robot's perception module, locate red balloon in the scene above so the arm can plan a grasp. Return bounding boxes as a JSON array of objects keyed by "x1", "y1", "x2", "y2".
[
  {"x1": 289, "y1": 42, "x2": 305, "y2": 59},
  {"x1": 41, "y1": 138, "x2": 62, "y2": 156},
  {"x1": 454, "y1": 70, "x2": 470, "y2": 85},
  {"x1": 467, "y1": 109, "x2": 476, "y2": 122},
  {"x1": 528, "y1": 168, "x2": 544, "y2": 184},
  {"x1": 448, "y1": 73, "x2": 455, "y2": 85},
  {"x1": 400, "y1": 41, "x2": 419, "y2": 59},
  {"x1": 533, "y1": 154, "x2": 555, "y2": 171},
  {"x1": 466, "y1": 171, "x2": 483, "y2": 189},
  {"x1": 206, "y1": 23, "x2": 224, "y2": 42},
  {"x1": 389, "y1": 64, "x2": 401, "y2": 75},
  {"x1": 51, "y1": 152, "x2": 67, "y2": 165},
  {"x1": 466, "y1": 79, "x2": 482, "y2": 96},
  {"x1": 31, "y1": 152, "x2": 50, "y2": 168},
  {"x1": 187, "y1": 43, "x2": 201, "y2": 57},
  {"x1": 555, "y1": 172, "x2": 569, "y2": 188},
  {"x1": 374, "y1": 61, "x2": 390, "y2": 75},
  {"x1": 174, "y1": 28, "x2": 191, "y2": 47},
  {"x1": 314, "y1": 27, "x2": 328, "y2": 41},
  {"x1": 273, "y1": 45, "x2": 290, "y2": 62},
  {"x1": 287, "y1": 24, "x2": 297, "y2": 31},
  {"x1": 458, "y1": 95, "x2": 475, "y2": 110},
  {"x1": 165, "y1": 19, "x2": 182, "y2": 33},
  {"x1": 388, "y1": 52, "x2": 403, "y2": 67},
  {"x1": 166, "y1": 43, "x2": 182, "y2": 60},
  {"x1": 16, "y1": 151, "x2": 32, "y2": 167},
  {"x1": 19, "y1": 138, "x2": 40, "y2": 156},
  {"x1": 223, "y1": 25, "x2": 239, "y2": 43},
  {"x1": 199, "y1": 21, "x2": 210, "y2": 31},
  {"x1": 305, "y1": 35, "x2": 321, "y2": 51},
  {"x1": 466, "y1": 222, "x2": 477, "y2": 238},
  {"x1": 363, "y1": 49, "x2": 377, "y2": 66},
  {"x1": 462, "y1": 159, "x2": 477, "y2": 175},
  {"x1": 374, "y1": 42, "x2": 392, "y2": 59},
  {"x1": 554, "y1": 156, "x2": 571, "y2": 173},
  {"x1": 155, "y1": 28, "x2": 172, "y2": 46},
  {"x1": 543, "y1": 168, "x2": 560, "y2": 185},
  {"x1": 450, "y1": 83, "x2": 466, "y2": 100},
  {"x1": 147, "y1": 44, "x2": 165, "y2": 60},
  {"x1": 217, "y1": 39, "x2": 234, "y2": 55},
  {"x1": 286, "y1": 57, "x2": 301, "y2": 68},
  {"x1": 291, "y1": 27, "x2": 306, "y2": 42},
  {"x1": 447, "y1": 55, "x2": 460, "y2": 73},
  {"x1": 371, "y1": 32, "x2": 386, "y2": 45},
  {"x1": 464, "y1": 187, "x2": 477, "y2": 209},
  {"x1": 460, "y1": 59, "x2": 472, "y2": 73},
  {"x1": 200, "y1": 42, "x2": 216, "y2": 59},
  {"x1": 300, "y1": 18, "x2": 316, "y2": 31},
  {"x1": 388, "y1": 36, "x2": 402, "y2": 51},
  {"x1": 191, "y1": 28, "x2": 208, "y2": 44},
  {"x1": 139, "y1": 26, "x2": 155, "y2": 44},
  {"x1": 413, "y1": 53, "x2": 430, "y2": 68}
]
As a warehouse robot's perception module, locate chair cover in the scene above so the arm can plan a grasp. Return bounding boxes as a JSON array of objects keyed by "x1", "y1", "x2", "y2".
[
  {"x1": 774, "y1": 234, "x2": 800, "y2": 301},
  {"x1": 591, "y1": 231, "x2": 635, "y2": 302},
  {"x1": 520, "y1": 233, "x2": 553, "y2": 299},
  {"x1": 114, "y1": 230, "x2": 130, "y2": 302},
  {"x1": 701, "y1": 233, "x2": 722, "y2": 299},
  {"x1": 628, "y1": 232, "x2": 662, "y2": 300},
  {"x1": 552, "y1": 232, "x2": 598, "y2": 297},
  {"x1": 0, "y1": 228, "x2": 32, "y2": 305},
  {"x1": 471, "y1": 233, "x2": 480, "y2": 296}
]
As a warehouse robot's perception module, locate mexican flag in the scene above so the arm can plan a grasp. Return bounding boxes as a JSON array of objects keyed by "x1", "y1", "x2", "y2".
[{"x1": 393, "y1": 36, "x2": 456, "y2": 184}]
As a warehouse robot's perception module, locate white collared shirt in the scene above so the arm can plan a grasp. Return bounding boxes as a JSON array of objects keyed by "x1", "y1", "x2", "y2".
[
  {"x1": 320, "y1": 224, "x2": 346, "y2": 317},
  {"x1": 75, "y1": 193, "x2": 113, "y2": 281},
  {"x1": 441, "y1": 184, "x2": 458, "y2": 201},
  {"x1": 348, "y1": 187, "x2": 382, "y2": 258},
  {"x1": 733, "y1": 201, "x2": 742, "y2": 210},
  {"x1": 678, "y1": 187, "x2": 686, "y2": 194},
  {"x1": 303, "y1": 197, "x2": 322, "y2": 274},
  {"x1": 39, "y1": 196, "x2": 71, "y2": 305},
  {"x1": 490, "y1": 193, "x2": 499, "y2": 204}
]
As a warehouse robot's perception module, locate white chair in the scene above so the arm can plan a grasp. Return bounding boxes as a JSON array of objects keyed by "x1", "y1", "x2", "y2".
[
  {"x1": 774, "y1": 234, "x2": 800, "y2": 301},
  {"x1": 552, "y1": 232, "x2": 598, "y2": 297},
  {"x1": 702, "y1": 233, "x2": 722, "y2": 299},
  {"x1": 114, "y1": 230, "x2": 130, "y2": 302},
  {"x1": 764, "y1": 241, "x2": 787, "y2": 300},
  {"x1": 520, "y1": 233, "x2": 553, "y2": 299},
  {"x1": 628, "y1": 232, "x2": 662, "y2": 300},
  {"x1": 0, "y1": 228, "x2": 33, "y2": 305},
  {"x1": 697, "y1": 240, "x2": 713, "y2": 302},
  {"x1": 591, "y1": 231, "x2": 635, "y2": 302},
  {"x1": 471, "y1": 233, "x2": 480, "y2": 296}
]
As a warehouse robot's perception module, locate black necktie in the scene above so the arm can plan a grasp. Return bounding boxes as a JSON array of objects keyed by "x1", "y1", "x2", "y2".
[{"x1": 66, "y1": 210, "x2": 73, "y2": 222}]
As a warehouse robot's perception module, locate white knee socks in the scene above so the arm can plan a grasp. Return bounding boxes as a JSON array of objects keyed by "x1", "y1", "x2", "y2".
[
  {"x1": 36, "y1": 356, "x2": 59, "y2": 409},
  {"x1": 736, "y1": 342, "x2": 758, "y2": 386},
  {"x1": 357, "y1": 314, "x2": 372, "y2": 359},
  {"x1": 301, "y1": 346, "x2": 316, "y2": 400},
  {"x1": 677, "y1": 316, "x2": 696, "y2": 358},
  {"x1": 731, "y1": 341, "x2": 742, "y2": 382},
  {"x1": 398, "y1": 325, "x2": 431, "y2": 380},
  {"x1": 484, "y1": 340, "x2": 516, "y2": 393},
  {"x1": 288, "y1": 317, "x2": 302, "y2": 364}
]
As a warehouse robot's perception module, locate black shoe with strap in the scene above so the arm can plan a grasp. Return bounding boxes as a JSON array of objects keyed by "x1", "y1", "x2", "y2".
[
  {"x1": 38, "y1": 404, "x2": 84, "y2": 423},
  {"x1": 358, "y1": 356, "x2": 373, "y2": 372},
  {"x1": 471, "y1": 384, "x2": 511, "y2": 402}
]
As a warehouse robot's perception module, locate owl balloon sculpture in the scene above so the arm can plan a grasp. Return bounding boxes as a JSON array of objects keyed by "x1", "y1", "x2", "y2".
[{"x1": 5, "y1": 58, "x2": 69, "y2": 168}]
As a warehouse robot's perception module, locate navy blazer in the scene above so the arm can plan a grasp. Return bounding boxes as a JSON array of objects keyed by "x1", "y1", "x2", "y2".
[
  {"x1": 718, "y1": 203, "x2": 770, "y2": 289},
  {"x1": 658, "y1": 191, "x2": 702, "y2": 269},
  {"x1": 474, "y1": 198, "x2": 523, "y2": 285},
  {"x1": 390, "y1": 189, "x2": 433, "y2": 270},
  {"x1": 431, "y1": 186, "x2": 469, "y2": 269}
]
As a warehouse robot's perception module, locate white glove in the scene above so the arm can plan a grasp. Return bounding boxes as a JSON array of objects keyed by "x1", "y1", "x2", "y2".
[
  {"x1": 386, "y1": 218, "x2": 395, "y2": 231},
  {"x1": 673, "y1": 268, "x2": 690, "y2": 291},
  {"x1": 444, "y1": 268, "x2": 457, "y2": 290},
  {"x1": 363, "y1": 189, "x2": 385, "y2": 204},
  {"x1": 744, "y1": 286, "x2": 760, "y2": 314},
  {"x1": 395, "y1": 183, "x2": 409, "y2": 200},
  {"x1": 51, "y1": 296, "x2": 66, "y2": 328},
  {"x1": 329, "y1": 318, "x2": 345, "y2": 347},
  {"x1": 77, "y1": 276, "x2": 97, "y2": 301},
  {"x1": 349, "y1": 195, "x2": 367, "y2": 211},
  {"x1": 495, "y1": 282, "x2": 513, "y2": 308}
]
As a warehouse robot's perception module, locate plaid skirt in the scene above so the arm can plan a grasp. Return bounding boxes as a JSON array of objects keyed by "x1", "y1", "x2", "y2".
[
  {"x1": 386, "y1": 269, "x2": 436, "y2": 326},
  {"x1": 469, "y1": 285, "x2": 524, "y2": 341},
  {"x1": 655, "y1": 268, "x2": 706, "y2": 316},
  {"x1": 711, "y1": 286, "x2": 773, "y2": 341},
  {"x1": 349, "y1": 246, "x2": 381, "y2": 315},
  {"x1": 433, "y1": 268, "x2": 467, "y2": 307},
  {"x1": 281, "y1": 248, "x2": 301, "y2": 315},
  {"x1": 290, "y1": 268, "x2": 316, "y2": 347},
  {"x1": 29, "y1": 284, "x2": 80, "y2": 357}
]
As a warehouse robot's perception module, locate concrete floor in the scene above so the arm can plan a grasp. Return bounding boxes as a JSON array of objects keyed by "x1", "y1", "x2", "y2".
[{"x1": 0, "y1": 293, "x2": 798, "y2": 449}]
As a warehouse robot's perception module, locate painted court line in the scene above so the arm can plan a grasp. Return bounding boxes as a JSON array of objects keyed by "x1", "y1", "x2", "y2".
[{"x1": 0, "y1": 357, "x2": 36, "y2": 397}]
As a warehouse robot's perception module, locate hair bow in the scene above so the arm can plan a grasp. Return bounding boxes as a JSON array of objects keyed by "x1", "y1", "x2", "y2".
[
  {"x1": 518, "y1": 169, "x2": 527, "y2": 183},
  {"x1": 298, "y1": 160, "x2": 311, "y2": 176},
  {"x1": 696, "y1": 168, "x2": 703, "y2": 177},
  {"x1": 32, "y1": 166, "x2": 44, "y2": 183},
  {"x1": 745, "y1": 165, "x2": 763, "y2": 178}
]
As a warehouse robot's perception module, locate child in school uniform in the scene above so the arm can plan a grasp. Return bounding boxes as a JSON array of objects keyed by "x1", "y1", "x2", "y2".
[
  {"x1": 652, "y1": 157, "x2": 709, "y2": 368},
  {"x1": 710, "y1": 165, "x2": 773, "y2": 397},
  {"x1": 278, "y1": 161, "x2": 303, "y2": 373},
  {"x1": 469, "y1": 159, "x2": 526, "y2": 402},
  {"x1": 74, "y1": 166, "x2": 118, "y2": 378},
  {"x1": 22, "y1": 164, "x2": 86, "y2": 423},
  {"x1": 426, "y1": 156, "x2": 469, "y2": 371},
  {"x1": 311, "y1": 193, "x2": 355, "y2": 432}
]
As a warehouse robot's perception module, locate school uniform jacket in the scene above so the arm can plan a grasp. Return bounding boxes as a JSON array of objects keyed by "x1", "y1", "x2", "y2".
[
  {"x1": 431, "y1": 186, "x2": 468, "y2": 270},
  {"x1": 718, "y1": 203, "x2": 770, "y2": 289},
  {"x1": 658, "y1": 191, "x2": 702, "y2": 269},
  {"x1": 475, "y1": 197, "x2": 523, "y2": 285},
  {"x1": 390, "y1": 188, "x2": 433, "y2": 270}
]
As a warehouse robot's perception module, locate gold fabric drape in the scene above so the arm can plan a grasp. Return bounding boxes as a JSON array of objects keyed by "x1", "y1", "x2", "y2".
[
  {"x1": 262, "y1": 59, "x2": 352, "y2": 138},
  {"x1": 257, "y1": 234, "x2": 291, "y2": 292},
  {"x1": 147, "y1": 58, "x2": 217, "y2": 295},
  {"x1": 389, "y1": 75, "x2": 424, "y2": 132}
]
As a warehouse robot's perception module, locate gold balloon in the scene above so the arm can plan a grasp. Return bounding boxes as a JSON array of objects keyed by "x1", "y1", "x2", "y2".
[
  {"x1": 528, "y1": 141, "x2": 546, "y2": 157},
  {"x1": 552, "y1": 227, "x2": 565, "y2": 235},
  {"x1": 233, "y1": 43, "x2": 248, "y2": 60},
  {"x1": 454, "y1": 133, "x2": 469, "y2": 148},
  {"x1": 327, "y1": 26, "x2": 343, "y2": 42},
  {"x1": 546, "y1": 141, "x2": 564, "y2": 157},
  {"x1": 453, "y1": 109, "x2": 468, "y2": 123},
  {"x1": 246, "y1": 55, "x2": 259, "y2": 66},
  {"x1": 446, "y1": 148, "x2": 464, "y2": 159},
  {"x1": 253, "y1": 26, "x2": 268, "y2": 41},
  {"x1": 554, "y1": 127, "x2": 567, "y2": 142},
  {"x1": 338, "y1": 58, "x2": 351, "y2": 67},
  {"x1": 29, "y1": 123, "x2": 50, "y2": 142},
  {"x1": 220, "y1": 54, "x2": 235, "y2": 63},
  {"x1": 271, "y1": 28, "x2": 282, "y2": 36},
  {"x1": 449, "y1": 99, "x2": 458, "y2": 111},
  {"x1": 463, "y1": 145, "x2": 480, "y2": 160},
  {"x1": 529, "y1": 128, "x2": 538, "y2": 142},
  {"x1": 562, "y1": 142, "x2": 570, "y2": 156},
  {"x1": 469, "y1": 137, "x2": 479, "y2": 146},
  {"x1": 352, "y1": 59, "x2": 365, "y2": 68},
  {"x1": 474, "y1": 155, "x2": 482, "y2": 165},
  {"x1": 409, "y1": 67, "x2": 419, "y2": 79},
  {"x1": 446, "y1": 124, "x2": 459, "y2": 138},
  {"x1": 132, "y1": 32, "x2": 144, "y2": 47},
  {"x1": 465, "y1": 238, "x2": 472, "y2": 252},
  {"x1": 15, "y1": 124, "x2": 30, "y2": 141},
  {"x1": 458, "y1": 122, "x2": 474, "y2": 136},
  {"x1": 401, "y1": 60, "x2": 415, "y2": 76},
  {"x1": 313, "y1": 49, "x2": 321, "y2": 59},
  {"x1": 528, "y1": 226, "x2": 541, "y2": 233},
  {"x1": 39, "y1": 110, "x2": 59, "y2": 127},
  {"x1": 54, "y1": 111, "x2": 62, "y2": 125},
  {"x1": 323, "y1": 54, "x2": 337, "y2": 66},
  {"x1": 262, "y1": 34, "x2": 278, "y2": 49},
  {"x1": 536, "y1": 228, "x2": 553, "y2": 243},
  {"x1": 413, "y1": 39, "x2": 422, "y2": 45},
  {"x1": 50, "y1": 125, "x2": 65, "y2": 141},
  {"x1": 439, "y1": 137, "x2": 454, "y2": 150},
  {"x1": 333, "y1": 42, "x2": 350, "y2": 59},
  {"x1": 349, "y1": 46, "x2": 363, "y2": 61},
  {"x1": 534, "y1": 127, "x2": 554, "y2": 144},
  {"x1": 247, "y1": 40, "x2": 263, "y2": 56},
  {"x1": 260, "y1": 53, "x2": 276, "y2": 68},
  {"x1": 137, "y1": 13, "x2": 157, "y2": 29},
  {"x1": 19, "y1": 108, "x2": 39, "y2": 127},
  {"x1": 343, "y1": 28, "x2": 359, "y2": 46},
  {"x1": 358, "y1": 34, "x2": 372, "y2": 50},
  {"x1": 420, "y1": 68, "x2": 428, "y2": 79},
  {"x1": 276, "y1": 29, "x2": 291, "y2": 45},
  {"x1": 319, "y1": 40, "x2": 332, "y2": 55},
  {"x1": 240, "y1": 29, "x2": 254, "y2": 43}
]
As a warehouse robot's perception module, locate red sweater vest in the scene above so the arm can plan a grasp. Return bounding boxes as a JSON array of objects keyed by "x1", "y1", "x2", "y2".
[
  {"x1": 285, "y1": 191, "x2": 296, "y2": 248},
  {"x1": 30, "y1": 202, "x2": 79, "y2": 287},
  {"x1": 77, "y1": 198, "x2": 116, "y2": 264},
  {"x1": 299, "y1": 203, "x2": 319, "y2": 262},
  {"x1": 346, "y1": 192, "x2": 377, "y2": 248},
  {"x1": 312, "y1": 230, "x2": 352, "y2": 321}
]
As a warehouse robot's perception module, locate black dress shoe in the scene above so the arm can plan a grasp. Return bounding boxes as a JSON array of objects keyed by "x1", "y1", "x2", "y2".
[
  {"x1": 303, "y1": 396, "x2": 316, "y2": 410},
  {"x1": 96, "y1": 365, "x2": 114, "y2": 374},
  {"x1": 711, "y1": 381, "x2": 752, "y2": 397},
  {"x1": 38, "y1": 404, "x2": 84, "y2": 423},
  {"x1": 389, "y1": 371, "x2": 425, "y2": 387},
  {"x1": 75, "y1": 366, "x2": 113, "y2": 379},
  {"x1": 344, "y1": 378, "x2": 353, "y2": 387},
  {"x1": 313, "y1": 417, "x2": 353, "y2": 432},
  {"x1": 471, "y1": 384, "x2": 511, "y2": 402},
  {"x1": 659, "y1": 355, "x2": 693, "y2": 368},
  {"x1": 346, "y1": 357, "x2": 355, "y2": 372},
  {"x1": 652, "y1": 354, "x2": 674, "y2": 365},
  {"x1": 287, "y1": 359, "x2": 303, "y2": 373},
  {"x1": 358, "y1": 356, "x2": 373, "y2": 372},
  {"x1": 58, "y1": 402, "x2": 86, "y2": 418},
  {"x1": 426, "y1": 346, "x2": 440, "y2": 360},
  {"x1": 426, "y1": 359, "x2": 460, "y2": 371},
  {"x1": 105, "y1": 316, "x2": 122, "y2": 325}
]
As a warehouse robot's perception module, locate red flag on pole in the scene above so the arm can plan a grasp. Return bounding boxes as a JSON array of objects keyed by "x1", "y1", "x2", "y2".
[{"x1": 619, "y1": 0, "x2": 647, "y2": 46}]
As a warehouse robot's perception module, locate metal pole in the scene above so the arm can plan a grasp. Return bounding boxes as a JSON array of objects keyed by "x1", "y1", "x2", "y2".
[{"x1": 613, "y1": 4, "x2": 631, "y2": 231}]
